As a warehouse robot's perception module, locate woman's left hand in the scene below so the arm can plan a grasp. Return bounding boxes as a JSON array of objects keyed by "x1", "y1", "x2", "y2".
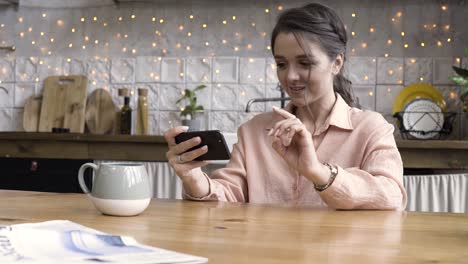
[{"x1": 268, "y1": 106, "x2": 322, "y2": 178}]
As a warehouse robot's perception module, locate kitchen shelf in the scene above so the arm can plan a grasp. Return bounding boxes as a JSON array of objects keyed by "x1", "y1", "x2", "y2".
[
  {"x1": 0, "y1": 132, "x2": 168, "y2": 162},
  {"x1": 0, "y1": 132, "x2": 466, "y2": 169}
]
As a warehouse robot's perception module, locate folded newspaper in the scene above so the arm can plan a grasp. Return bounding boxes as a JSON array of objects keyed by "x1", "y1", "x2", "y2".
[{"x1": 0, "y1": 220, "x2": 207, "y2": 264}]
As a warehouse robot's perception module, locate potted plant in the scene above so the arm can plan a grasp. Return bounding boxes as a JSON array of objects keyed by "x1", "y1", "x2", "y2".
[
  {"x1": 450, "y1": 48, "x2": 468, "y2": 113},
  {"x1": 176, "y1": 85, "x2": 207, "y2": 131}
]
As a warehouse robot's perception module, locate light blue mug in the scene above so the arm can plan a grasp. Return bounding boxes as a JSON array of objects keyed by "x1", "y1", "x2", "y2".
[{"x1": 78, "y1": 162, "x2": 151, "y2": 216}]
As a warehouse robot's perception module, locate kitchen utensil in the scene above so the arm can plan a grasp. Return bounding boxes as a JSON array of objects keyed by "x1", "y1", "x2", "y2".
[
  {"x1": 85, "y1": 88, "x2": 117, "y2": 134},
  {"x1": 23, "y1": 95, "x2": 42, "y2": 132},
  {"x1": 402, "y1": 98, "x2": 444, "y2": 139},
  {"x1": 38, "y1": 75, "x2": 88, "y2": 133},
  {"x1": 392, "y1": 83, "x2": 446, "y2": 114}
]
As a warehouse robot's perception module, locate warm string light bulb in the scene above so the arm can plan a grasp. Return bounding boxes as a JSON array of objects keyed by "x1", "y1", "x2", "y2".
[{"x1": 20, "y1": 7, "x2": 457, "y2": 65}]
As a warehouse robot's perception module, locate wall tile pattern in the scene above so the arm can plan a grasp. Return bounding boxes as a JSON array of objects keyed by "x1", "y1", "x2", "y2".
[{"x1": 1, "y1": 55, "x2": 465, "y2": 138}]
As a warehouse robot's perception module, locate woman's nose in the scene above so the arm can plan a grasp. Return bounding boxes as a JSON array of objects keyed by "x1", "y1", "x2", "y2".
[{"x1": 286, "y1": 67, "x2": 300, "y2": 81}]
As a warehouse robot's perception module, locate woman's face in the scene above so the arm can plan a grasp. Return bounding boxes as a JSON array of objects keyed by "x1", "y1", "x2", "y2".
[{"x1": 273, "y1": 32, "x2": 340, "y2": 107}]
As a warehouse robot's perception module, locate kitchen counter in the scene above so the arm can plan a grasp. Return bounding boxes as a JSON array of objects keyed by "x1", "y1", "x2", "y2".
[{"x1": 0, "y1": 132, "x2": 467, "y2": 169}]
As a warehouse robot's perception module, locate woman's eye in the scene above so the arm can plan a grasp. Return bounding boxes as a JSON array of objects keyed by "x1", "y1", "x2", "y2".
[
  {"x1": 299, "y1": 61, "x2": 313, "y2": 67},
  {"x1": 276, "y1": 62, "x2": 286, "y2": 69}
]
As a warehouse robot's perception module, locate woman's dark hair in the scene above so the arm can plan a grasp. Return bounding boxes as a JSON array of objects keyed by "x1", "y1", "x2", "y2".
[{"x1": 271, "y1": 3, "x2": 360, "y2": 108}]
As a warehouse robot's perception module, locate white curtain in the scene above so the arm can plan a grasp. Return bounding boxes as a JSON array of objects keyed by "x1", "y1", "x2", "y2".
[
  {"x1": 95, "y1": 161, "x2": 468, "y2": 212},
  {"x1": 404, "y1": 174, "x2": 468, "y2": 213},
  {"x1": 145, "y1": 162, "x2": 182, "y2": 199}
]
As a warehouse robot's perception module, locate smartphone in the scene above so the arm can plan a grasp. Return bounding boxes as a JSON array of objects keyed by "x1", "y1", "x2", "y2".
[{"x1": 174, "y1": 130, "x2": 231, "y2": 161}]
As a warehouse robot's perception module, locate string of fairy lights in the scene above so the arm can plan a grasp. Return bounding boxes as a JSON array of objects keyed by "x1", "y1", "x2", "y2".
[{"x1": 0, "y1": 2, "x2": 463, "y2": 93}]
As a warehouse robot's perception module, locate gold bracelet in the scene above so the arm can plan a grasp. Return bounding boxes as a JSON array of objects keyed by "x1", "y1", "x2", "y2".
[{"x1": 314, "y1": 163, "x2": 338, "y2": 192}]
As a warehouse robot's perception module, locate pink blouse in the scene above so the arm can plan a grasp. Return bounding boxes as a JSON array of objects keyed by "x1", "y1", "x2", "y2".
[{"x1": 184, "y1": 95, "x2": 407, "y2": 210}]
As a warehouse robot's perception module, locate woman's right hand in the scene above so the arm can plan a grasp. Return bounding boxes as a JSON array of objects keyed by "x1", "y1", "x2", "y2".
[{"x1": 164, "y1": 126, "x2": 208, "y2": 189}]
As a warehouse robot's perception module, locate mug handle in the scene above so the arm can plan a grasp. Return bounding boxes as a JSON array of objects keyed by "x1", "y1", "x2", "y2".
[{"x1": 78, "y1": 163, "x2": 98, "y2": 194}]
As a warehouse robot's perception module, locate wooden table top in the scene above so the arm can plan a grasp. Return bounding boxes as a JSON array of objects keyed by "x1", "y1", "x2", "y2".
[{"x1": 1, "y1": 190, "x2": 468, "y2": 263}]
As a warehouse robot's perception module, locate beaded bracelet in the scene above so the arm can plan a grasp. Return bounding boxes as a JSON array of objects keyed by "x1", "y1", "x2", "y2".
[{"x1": 314, "y1": 162, "x2": 338, "y2": 192}]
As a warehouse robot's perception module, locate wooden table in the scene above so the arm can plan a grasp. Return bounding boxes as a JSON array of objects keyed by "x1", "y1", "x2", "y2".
[
  {"x1": 1, "y1": 190, "x2": 467, "y2": 263},
  {"x1": 0, "y1": 132, "x2": 468, "y2": 169}
]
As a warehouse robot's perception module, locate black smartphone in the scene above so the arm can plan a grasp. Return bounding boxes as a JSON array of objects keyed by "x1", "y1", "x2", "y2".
[{"x1": 174, "y1": 130, "x2": 231, "y2": 161}]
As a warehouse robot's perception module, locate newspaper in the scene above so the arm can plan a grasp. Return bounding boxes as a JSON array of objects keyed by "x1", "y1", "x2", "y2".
[{"x1": 0, "y1": 220, "x2": 207, "y2": 264}]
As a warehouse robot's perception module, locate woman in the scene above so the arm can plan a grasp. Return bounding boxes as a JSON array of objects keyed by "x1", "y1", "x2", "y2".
[{"x1": 164, "y1": 3, "x2": 407, "y2": 210}]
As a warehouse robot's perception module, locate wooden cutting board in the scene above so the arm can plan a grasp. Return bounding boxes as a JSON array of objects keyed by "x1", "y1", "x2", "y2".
[
  {"x1": 23, "y1": 95, "x2": 42, "y2": 132},
  {"x1": 38, "y1": 75, "x2": 88, "y2": 133},
  {"x1": 85, "y1": 88, "x2": 117, "y2": 134}
]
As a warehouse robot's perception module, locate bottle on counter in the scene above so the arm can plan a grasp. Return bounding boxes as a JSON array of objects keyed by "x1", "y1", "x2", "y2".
[
  {"x1": 115, "y1": 88, "x2": 126, "y2": 134},
  {"x1": 136, "y1": 88, "x2": 149, "y2": 135},
  {"x1": 119, "y1": 88, "x2": 132, "y2": 135}
]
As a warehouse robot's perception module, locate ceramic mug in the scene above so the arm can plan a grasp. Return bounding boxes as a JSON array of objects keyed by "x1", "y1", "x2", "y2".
[{"x1": 78, "y1": 162, "x2": 151, "y2": 216}]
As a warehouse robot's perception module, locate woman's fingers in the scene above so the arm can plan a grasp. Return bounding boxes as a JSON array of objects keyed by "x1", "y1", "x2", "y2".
[
  {"x1": 268, "y1": 115, "x2": 302, "y2": 139},
  {"x1": 178, "y1": 145, "x2": 209, "y2": 164},
  {"x1": 272, "y1": 106, "x2": 296, "y2": 119},
  {"x1": 164, "y1": 126, "x2": 189, "y2": 146},
  {"x1": 282, "y1": 123, "x2": 304, "y2": 146},
  {"x1": 171, "y1": 136, "x2": 202, "y2": 155}
]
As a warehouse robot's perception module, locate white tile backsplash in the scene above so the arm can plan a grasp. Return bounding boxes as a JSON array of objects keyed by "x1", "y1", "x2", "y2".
[
  {"x1": 238, "y1": 84, "x2": 265, "y2": 112},
  {"x1": 14, "y1": 83, "x2": 36, "y2": 108},
  {"x1": 376, "y1": 84, "x2": 404, "y2": 114},
  {"x1": 0, "y1": 57, "x2": 15, "y2": 82},
  {"x1": 159, "y1": 111, "x2": 183, "y2": 135},
  {"x1": 159, "y1": 83, "x2": 185, "y2": 111},
  {"x1": 0, "y1": 108, "x2": 13, "y2": 131},
  {"x1": 161, "y1": 58, "x2": 185, "y2": 83},
  {"x1": 266, "y1": 58, "x2": 278, "y2": 84},
  {"x1": 353, "y1": 85, "x2": 375, "y2": 111},
  {"x1": 12, "y1": 109, "x2": 23, "y2": 131},
  {"x1": 186, "y1": 57, "x2": 212, "y2": 83},
  {"x1": 437, "y1": 86, "x2": 462, "y2": 112},
  {"x1": 37, "y1": 57, "x2": 64, "y2": 83},
  {"x1": 265, "y1": 83, "x2": 283, "y2": 110},
  {"x1": 210, "y1": 111, "x2": 238, "y2": 133},
  {"x1": 1, "y1": 55, "x2": 466, "y2": 138},
  {"x1": 0, "y1": 83, "x2": 14, "y2": 108},
  {"x1": 239, "y1": 57, "x2": 266, "y2": 84},
  {"x1": 433, "y1": 57, "x2": 456, "y2": 85},
  {"x1": 212, "y1": 83, "x2": 238, "y2": 110},
  {"x1": 347, "y1": 57, "x2": 376, "y2": 85},
  {"x1": 111, "y1": 58, "x2": 135, "y2": 84},
  {"x1": 135, "y1": 56, "x2": 161, "y2": 83},
  {"x1": 15, "y1": 57, "x2": 38, "y2": 82},
  {"x1": 87, "y1": 58, "x2": 110, "y2": 92},
  {"x1": 461, "y1": 57, "x2": 468, "y2": 69},
  {"x1": 148, "y1": 110, "x2": 159, "y2": 135},
  {"x1": 377, "y1": 57, "x2": 404, "y2": 85},
  {"x1": 213, "y1": 57, "x2": 238, "y2": 83},
  {"x1": 65, "y1": 58, "x2": 87, "y2": 76},
  {"x1": 404, "y1": 58, "x2": 433, "y2": 85}
]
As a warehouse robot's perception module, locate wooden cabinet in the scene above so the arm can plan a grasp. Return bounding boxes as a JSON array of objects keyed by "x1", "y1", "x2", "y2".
[{"x1": 0, "y1": 132, "x2": 467, "y2": 169}]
